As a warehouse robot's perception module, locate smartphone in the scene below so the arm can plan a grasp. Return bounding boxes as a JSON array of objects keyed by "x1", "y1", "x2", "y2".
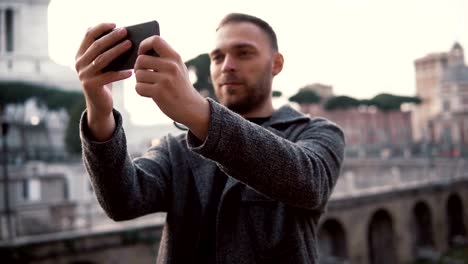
[{"x1": 101, "y1": 20, "x2": 160, "y2": 72}]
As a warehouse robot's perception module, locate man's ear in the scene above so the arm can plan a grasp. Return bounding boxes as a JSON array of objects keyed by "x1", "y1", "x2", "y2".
[{"x1": 272, "y1": 52, "x2": 284, "y2": 77}]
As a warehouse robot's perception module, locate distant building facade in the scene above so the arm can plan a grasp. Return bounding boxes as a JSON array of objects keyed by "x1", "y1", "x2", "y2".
[
  {"x1": 297, "y1": 86, "x2": 413, "y2": 157},
  {"x1": 0, "y1": 0, "x2": 176, "y2": 243},
  {"x1": 3, "y1": 103, "x2": 70, "y2": 163},
  {"x1": 0, "y1": 0, "x2": 80, "y2": 90},
  {"x1": 0, "y1": 0, "x2": 81, "y2": 161},
  {"x1": 413, "y1": 43, "x2": 468, "y2": 154},
  {"x1": 0, "y1": 0, "x2": 95, "y2": 241},
  {"x1": 0, "y1": 167, "x2": 76, "y2": 239}
]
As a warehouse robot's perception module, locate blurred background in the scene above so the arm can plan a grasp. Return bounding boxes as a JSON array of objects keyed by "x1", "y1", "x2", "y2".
[{"x1": 0, "y1": 0, "x2": 467, "y2": 263}]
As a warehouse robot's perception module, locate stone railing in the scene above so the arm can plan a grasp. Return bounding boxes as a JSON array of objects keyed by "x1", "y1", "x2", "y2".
[
  {"x1": 331, "y1": 158, "x2": 468, "y2": 199},
  {"x1": 0, "y1": 200, "x2": 165, "y2": 241}
]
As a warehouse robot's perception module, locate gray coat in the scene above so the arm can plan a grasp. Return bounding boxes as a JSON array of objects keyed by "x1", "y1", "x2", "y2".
[{"x1": 80, "y1": 98, "x2": 345, "y2": 264}]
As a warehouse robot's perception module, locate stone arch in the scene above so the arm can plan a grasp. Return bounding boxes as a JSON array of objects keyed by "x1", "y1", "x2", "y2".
[
  {"x1": 368, "y1": 209, "x2": 398, "y2": 264},
  {"x1": 411, "y1": 200, "x2": 436, "y2": 258},
  {"x1": 446, "y1": 193, "x2": 466, "y2": 246},
  {"x1": 318, "y1": 218, "x2": 348, "y2": 263}
]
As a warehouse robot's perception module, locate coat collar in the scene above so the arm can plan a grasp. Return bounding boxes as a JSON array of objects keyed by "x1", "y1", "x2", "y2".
[{"x1": 264, "y1": 105, "x2": 310, "y2": 128}]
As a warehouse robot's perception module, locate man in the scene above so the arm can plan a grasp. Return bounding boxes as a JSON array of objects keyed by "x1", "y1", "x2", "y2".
[{"x1": 75, "y1": 13, "x2": 345, "y2": 264}]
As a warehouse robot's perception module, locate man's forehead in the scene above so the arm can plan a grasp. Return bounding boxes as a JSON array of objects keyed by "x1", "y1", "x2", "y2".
[
  {"x1": 211, "y1": 22, "x2": 269, "y2": 52},
  {"x1": 210, "y1": 40, "x2": 257, "y2": 54}
]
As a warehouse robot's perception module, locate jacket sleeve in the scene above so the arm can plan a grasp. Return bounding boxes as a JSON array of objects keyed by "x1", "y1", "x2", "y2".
[
  {"x1": 80, "y1": 109, "x2": 172, "y2": 221},
  {"x1": 187, "y1": 99, "x2": 345, "y2": 210}
]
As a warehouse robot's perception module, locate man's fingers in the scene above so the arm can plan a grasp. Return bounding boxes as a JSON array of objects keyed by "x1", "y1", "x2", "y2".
[
  {"x1": 76, "y1": 37, "x2": 131, "y2": 74},
  {"x1": 82, "y1": 70, "x2": 133, "y2": 91},
  {"x1": 79, "y1": 27, "x2": 128, "y2": 68},
  {"x1": 134, "y1": 69, "x2": 160, "y2": 84},
  {"x1": 134, "y1": 55, "x2": 160, "y2": 70},
  {"x1": 90, "y1": 40, "x2": 132, "y2": 71},
  {"x1": 134, "y1": 70, "x2": 167, "y2": 97},
  {"x1": 134, "y1": 55, "x2": 178, "y2": 74},
  {"x1": 138, "y1": 36, "x2": 181, "y2": 61},
  {"x1": 76, "y1": 23, "x2": 116, "y2": 60},
  {"x1": 135, "y1": 82, "x2": 158, "y2": 98}
]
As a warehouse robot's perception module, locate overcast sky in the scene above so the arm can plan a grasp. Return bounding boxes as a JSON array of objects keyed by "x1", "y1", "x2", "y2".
[{"x1": 48, "y1": 0, "x2": 468, "y2": 124}]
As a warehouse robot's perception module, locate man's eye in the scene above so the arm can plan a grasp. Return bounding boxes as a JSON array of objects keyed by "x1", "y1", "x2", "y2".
[
  {"x1": 211, "y1": 55, "x2": 224, "y2": 63},
  {"x1": 239, "y1": 50, "x2": 253, "y2": 57}
]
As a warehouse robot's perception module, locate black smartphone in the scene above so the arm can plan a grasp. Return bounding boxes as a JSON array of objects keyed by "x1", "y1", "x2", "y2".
[{"x1": 101, "y1": 20, "x2": 160, "y2": 72}]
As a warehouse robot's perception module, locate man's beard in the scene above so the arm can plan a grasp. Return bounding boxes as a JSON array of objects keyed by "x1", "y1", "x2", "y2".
[
  {"x1": 223, "y1": 88, "x2": 269, "y2": 115},
  {"x1": 216, "y1": 72, "x2": 272, "y2": 116}
]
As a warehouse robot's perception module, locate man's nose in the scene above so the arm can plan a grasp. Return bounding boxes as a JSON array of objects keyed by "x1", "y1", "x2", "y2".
[{"x1": 221, "y1": 54, "x2": 237, "y2": 72}]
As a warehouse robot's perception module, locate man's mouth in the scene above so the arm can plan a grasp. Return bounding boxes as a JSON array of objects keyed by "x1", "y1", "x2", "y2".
[
  {"x1": 220, "y1": 75, "x2": 243, "y2": 87},
  {"x1": 222, "y1": 82, "x2": 243, "y2": 86}
]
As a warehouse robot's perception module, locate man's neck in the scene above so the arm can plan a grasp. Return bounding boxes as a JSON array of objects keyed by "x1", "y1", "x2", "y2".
[{"x1": 241, "y1": 100, "x2": 274, "y2": 119}]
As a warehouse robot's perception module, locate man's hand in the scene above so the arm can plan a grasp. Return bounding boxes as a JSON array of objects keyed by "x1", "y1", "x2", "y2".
[
  {"x1": 75, "y1": 23, "x2": 133, "y2": 141},
  {"x1": 134, "y1": 36, "x2": 210, "y2": 141}
]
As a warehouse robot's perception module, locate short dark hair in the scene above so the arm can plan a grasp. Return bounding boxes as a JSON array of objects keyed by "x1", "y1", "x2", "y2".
[{"x1": 217, "y1": 13, "x2": 279, "y2": 51}]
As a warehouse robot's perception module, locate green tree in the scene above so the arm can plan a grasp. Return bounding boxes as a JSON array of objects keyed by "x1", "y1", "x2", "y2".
[
  {"x1": 64, "y1": 96, "x2": 86, "y2": 154},
  {"x1": 288, "y1": 89, "x2": 321, "y2": 104},
  {"x1": 319, "y1": 93, "x2": 421, "y2": 111},
  {"x1": 368, "y1": 93, "x2": 422, "y2": 111},
  {"x1": 185, "y1": 53, "x2": 215, "y2": 99},
  {"x1": 272, "y1": 90, "x2": 282, "y2": 97},
  {"x1": 0, "y1": 80, "x2": 84, "y2": 155},
  {"x1": 324, "y1": 96, "x2": 361, "y2": 110},
  {"x1": 0, "y1": 81, "x2": 82, "y2": 112},
  {"x1": 0, "y1": 81, "x2": 40, "y2": 105}
]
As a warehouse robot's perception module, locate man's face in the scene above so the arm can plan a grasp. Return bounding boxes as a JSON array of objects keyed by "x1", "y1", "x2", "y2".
[{"x1": 209, "y1": 22, "x2": 276, "y2": 115}]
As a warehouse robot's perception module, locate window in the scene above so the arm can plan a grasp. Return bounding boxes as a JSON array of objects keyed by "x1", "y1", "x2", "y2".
[
  {"x1": 21, "y1": 179, "x2": 29, "y2": 199},
  {"x1": 0, "y1": 9, "x2": 2, "y2": 50},
  {"x1": 462, "y1": 96, "x2": 468, "y2": 105},
  {"x1": 460, "y1": 85, "x2": 468, "y2": 93},
  {"x1": 5, "y1": 8, "x2": 14, "y2": 52},
  {"x1": 63, "y1": 180, "x2": 69, "y2": 200},
  {"x1": 22, "y1": 179, "x2": 41, "y2": 201},
  {"x1": 441, "y1": 85, "x2": 451, "y2": 94},
  {"x1": 442, "y1": 100, "x2": 451, "y2": 112}
]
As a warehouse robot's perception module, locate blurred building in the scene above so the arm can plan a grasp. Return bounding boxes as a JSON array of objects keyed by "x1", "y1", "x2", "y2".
[
  {"x1": 0, "y1": 0, "x2": 79, "y2": 90},
  {"x1": 297, "y1": 85, "x2": 413, "y2": 157},
  {"x1": 0, "y1": 165, "x2": 76, "y2": 238},
  {"x1": 0, "y1": 0, "x2": 94, "y2": 241},
  {"x1": 413, "y1": 43, "x2": 468, "y2": 155},
  {"x1": 0, "y1": 0, "x2": 174, "y2": 244},
  {"x1": 314, "y1": 107, "x2": 411, "y2": 152},
  {"x1": 0, "y1": 0, "x2": 80, "y2": 161},
  {"x1": 3, "y1": 102, "x2": 70, "y2": 163}
]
